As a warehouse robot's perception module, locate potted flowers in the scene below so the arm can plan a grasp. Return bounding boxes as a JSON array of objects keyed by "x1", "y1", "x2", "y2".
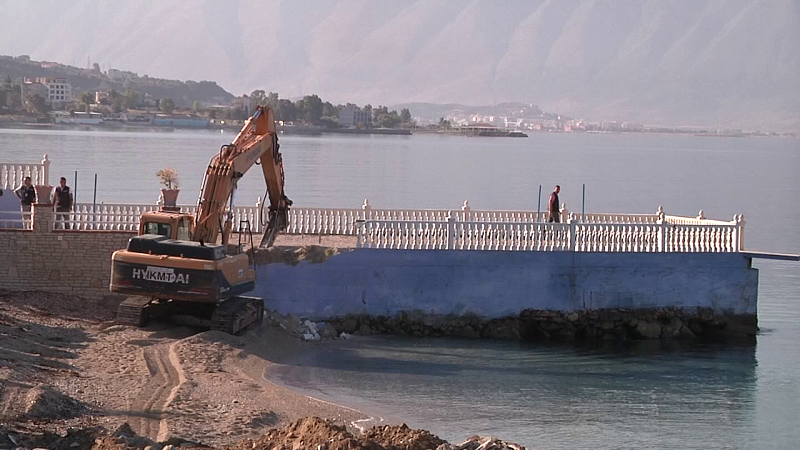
[{"x1": 156, "y1": 167, "x2": 180, "y2": 207}]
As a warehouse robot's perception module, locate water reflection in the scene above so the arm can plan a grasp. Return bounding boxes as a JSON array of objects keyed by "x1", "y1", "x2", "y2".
[{"x1": 270, "y1": 337, "x2": 757, "y2": 449}]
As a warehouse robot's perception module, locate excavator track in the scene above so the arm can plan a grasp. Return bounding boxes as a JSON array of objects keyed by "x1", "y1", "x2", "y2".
[
  {"x1": 116, "y1": 296, "x2": 173, "y2": 327},
  {"x1": 210, "y1": 296, "x2": 264, "y2": 335},
  {"x1": 116, "y1": 296, "x2": 156, "y2": 327}
]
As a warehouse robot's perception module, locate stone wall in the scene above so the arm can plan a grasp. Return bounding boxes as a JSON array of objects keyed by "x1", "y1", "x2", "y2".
[
  {"x1": 0, "y1": 203, "x2": 134, "y2": 299},
  {"x1": 256, "y1": 247, "x2": 760, "y2": 340}
]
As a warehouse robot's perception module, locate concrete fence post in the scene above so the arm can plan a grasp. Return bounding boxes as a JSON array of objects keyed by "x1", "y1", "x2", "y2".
[
  {"x1": 41, "y1": 153, "x2": 50, "y2": 186},
  {"x1": 736, "y1": 214, "x2": 746, "y2": 251},
  {"x1": 657, "y1": 205, "x2": 666, "y2": 252},
  {"x1": 560, "y1": 203, "x2": 569, "y2": 224},
  {"x1": 447, "y1": 212, "x2": 456, "y2": 250},
  {"x1": 255, "y1": 197, "x2": 262, "y2": 233},
  {"x1": 32, "y1": 202, "x2": 55, "y2": 233},
  {"x1": 568, "y1": 213, "x2": 576, "y2": 252}
]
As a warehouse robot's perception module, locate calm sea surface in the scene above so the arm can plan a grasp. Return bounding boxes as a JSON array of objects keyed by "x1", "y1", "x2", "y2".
[{"x1": 1, "y1": 128, "x2": 798, "y2": 448}]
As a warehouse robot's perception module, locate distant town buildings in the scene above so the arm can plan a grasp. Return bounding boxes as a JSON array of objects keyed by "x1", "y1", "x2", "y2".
[
  {"x1": 22, "y1": 77, "x2": 72, "y2": 107},
  {"x1": 339, "y1": 105, "x2": 372, "y2": 128}
]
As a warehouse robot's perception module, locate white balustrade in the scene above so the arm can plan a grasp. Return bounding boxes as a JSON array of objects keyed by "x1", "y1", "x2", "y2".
[
  {"x1": 0, "y1": 210, "x2": 32, "y2": 230},
  {"x1": 1, "y1": 154, "x2": 50, "y2": 190},
  {"x1": 356, "y1": 208, "x2": 745, "y2": 253},
  {"x1": 63, "y1": 203, "x2": 259, "y2": 232}
]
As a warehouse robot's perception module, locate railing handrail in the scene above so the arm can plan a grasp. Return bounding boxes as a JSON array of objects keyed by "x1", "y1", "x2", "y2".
[{"x1": 356, "y1": 215, "x2": 744, "y2": 253}]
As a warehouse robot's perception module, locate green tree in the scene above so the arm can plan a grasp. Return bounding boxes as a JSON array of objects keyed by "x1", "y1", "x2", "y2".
[
  {"x1": 193, "y1": 101, "x2": 202, "y2": 114},
  {"x1": 267, "y1": 92, "x2": 279, "y2": 108},
  {"x1": 124, "y1": 90, "x2": 139, "y2": 109},
  {"x1": 400, "y1": 108, "x2": 412, "y2": 124},
  {"x1": 79, "y1": 92, "x2": 94, "y2": 109},
  {"x1": 160, "y1": 98, "x2": 175, "y2": 114},
  {"x1": 300, "y1": 94, "x2": 323, "y2": 123},
  {"x1": 250, "y1": 90, "x2": 266, "y2": 105},
  {"x1": 277, "y1": 99, "x2": 297, "y2": 122},
  {"x1": 25, "y1": 94, "x2": 49, "y2": 115},
  {"x1": 322, "y1": 101, "x2": 337, "y2": 118},
  {"x1": 109, "y1": 90, "x2": 124, "y2": 112},
  {"x1": 438, "y1": 117, "x2": 451, "y2": 129},
  {"x1": 5, "y1": 88, "x2": 22, "y2": 112}
]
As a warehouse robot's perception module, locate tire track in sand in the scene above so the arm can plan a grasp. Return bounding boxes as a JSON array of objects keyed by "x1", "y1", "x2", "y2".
[{"x1": 131, "y1": 341, "x2": 186, "y2": 441}]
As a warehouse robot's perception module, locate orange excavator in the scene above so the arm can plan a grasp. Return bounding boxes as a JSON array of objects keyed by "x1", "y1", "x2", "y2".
[{"x1": 109, "y1": 106, "x2": 291, "y2": 333}]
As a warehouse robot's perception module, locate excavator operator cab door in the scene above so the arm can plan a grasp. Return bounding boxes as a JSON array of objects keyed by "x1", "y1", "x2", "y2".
[{"x1": 175, "y1": 217, "x2": 192, "y2": 241}]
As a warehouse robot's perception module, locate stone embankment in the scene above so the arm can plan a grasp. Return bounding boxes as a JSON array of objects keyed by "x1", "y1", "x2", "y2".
[{"x1": 325, "y1": 308, "x2": 757, "y2": 341}]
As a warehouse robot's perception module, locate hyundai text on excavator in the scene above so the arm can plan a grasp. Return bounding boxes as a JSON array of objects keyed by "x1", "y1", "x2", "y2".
[{"x1": 109, "y1": 106, "x2": 291, "y2": 334}]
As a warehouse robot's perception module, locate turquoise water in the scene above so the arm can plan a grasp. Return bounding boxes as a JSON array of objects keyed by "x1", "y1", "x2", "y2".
[{"x1": 1, "y1": 128, "x2": 798, "y2": 448}]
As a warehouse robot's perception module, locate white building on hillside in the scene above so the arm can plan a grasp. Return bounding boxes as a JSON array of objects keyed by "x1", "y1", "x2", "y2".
[
  {"x1": 23, "y1": 77, "x2": 72, "y2": 107},
  {"x1": 339, "y1": 105, "x2": 372, "y2": 128}
]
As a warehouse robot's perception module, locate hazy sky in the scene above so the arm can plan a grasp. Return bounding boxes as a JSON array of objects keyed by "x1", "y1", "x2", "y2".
[{"x1": 1, "y1": 0, "x2": 798, "y2": 129}]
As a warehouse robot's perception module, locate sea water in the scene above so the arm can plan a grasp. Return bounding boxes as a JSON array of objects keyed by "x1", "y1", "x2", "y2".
[{"x1": 2, "y1": 128, "x2": 798, "y2": 448}]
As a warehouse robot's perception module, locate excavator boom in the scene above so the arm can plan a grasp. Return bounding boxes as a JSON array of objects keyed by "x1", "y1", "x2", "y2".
[{"x1": 194, "y1": 105, "x2": 291, "y2": 247}]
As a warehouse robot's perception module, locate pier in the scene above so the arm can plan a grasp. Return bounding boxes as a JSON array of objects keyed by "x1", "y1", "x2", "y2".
[{"x1": 2, "y1": 156, "x2": 796, "y2": 341}]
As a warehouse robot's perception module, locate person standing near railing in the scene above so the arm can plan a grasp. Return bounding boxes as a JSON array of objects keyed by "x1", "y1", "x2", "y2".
[
  {"x1": 53, "y1": 177, "x2": 73, "y2": 230},
  {"x1": 14, "y1": 176, "x2": 36, "y2": 228},
  {"x1": 548, "y1": 185, "x2": 561, "y2": 223}
]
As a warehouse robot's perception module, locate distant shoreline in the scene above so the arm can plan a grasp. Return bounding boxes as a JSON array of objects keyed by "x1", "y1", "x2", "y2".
[{"x1": 0, "y1": 120, "x2": 794, "y2": 139}]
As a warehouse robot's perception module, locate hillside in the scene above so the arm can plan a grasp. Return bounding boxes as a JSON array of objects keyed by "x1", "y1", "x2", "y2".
[
  {"x1": 0, "y1": 55, "x2": 233, "y2": 107},
  {"x1": 0, "y1": 0, "x2": 797, "y2": 130}
]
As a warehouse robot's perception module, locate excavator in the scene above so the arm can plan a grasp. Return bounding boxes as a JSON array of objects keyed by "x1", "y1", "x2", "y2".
[{"x1": 109, "y1": 105, "x2": 291, "y2": 334}]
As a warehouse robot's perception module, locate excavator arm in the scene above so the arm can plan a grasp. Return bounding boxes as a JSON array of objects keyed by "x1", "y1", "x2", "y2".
[{"x1": 193, "y1": 105, "x2": 291, "y2": 247}]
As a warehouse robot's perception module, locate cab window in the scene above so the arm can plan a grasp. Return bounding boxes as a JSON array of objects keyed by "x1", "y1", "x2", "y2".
[
  {"x1": 176, "y1": 218, "x2": 191, "y2": 241},
  {"x1": 143, "y1": 222, "x2": 172, "y2": 237}
]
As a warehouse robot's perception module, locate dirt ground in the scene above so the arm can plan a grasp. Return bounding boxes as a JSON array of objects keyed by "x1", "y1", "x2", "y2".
[{"x1": 0, "y1": 290, "x2": 527, "y2": 450}]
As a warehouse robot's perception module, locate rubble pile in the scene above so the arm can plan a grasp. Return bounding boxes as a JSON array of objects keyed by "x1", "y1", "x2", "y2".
[
  {"x1": 252, "y1": 245, "x2": 348, "y2": 266},
  {"x1": 226, "y1": 417, "x2": 381, "y2": 450},
  {"x1": 263, "y1": 310, "x2": 339, "y2": 341},
  {"x1": 363, "y1": 423, "x2": 446, "y2": 449},
  {"x1": 23, "y1": 385, "x2": 87, "y2": 420},
  {"x1": 226, "y1": 417, "x2": 528, "y2": 450}
]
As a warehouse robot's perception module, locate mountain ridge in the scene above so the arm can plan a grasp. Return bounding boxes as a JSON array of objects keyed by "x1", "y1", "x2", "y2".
[{"x1": 0, "y1": 0, "x2": 797, "y2": 130}]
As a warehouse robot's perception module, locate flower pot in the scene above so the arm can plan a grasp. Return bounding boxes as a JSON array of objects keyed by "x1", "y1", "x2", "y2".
[
  {"x1": 160, "y1": 188, "x2": 180, "y2": 207},
  {"x1": 34, "y1": 185, "x2": 54, "y2": 205}
]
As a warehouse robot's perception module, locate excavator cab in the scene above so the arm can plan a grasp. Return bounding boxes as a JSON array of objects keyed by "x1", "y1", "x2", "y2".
[{"x1": 138, "y1": 211, "x2": 194, "y2": 241}]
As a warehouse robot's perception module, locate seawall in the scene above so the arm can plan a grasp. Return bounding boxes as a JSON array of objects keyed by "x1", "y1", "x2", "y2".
[
  {"x1": 0, "y1": 205, "x2": 133, "y2": 300},
  {"x1": 256, "y1": 247, "x2": 759, "y2": 340}
]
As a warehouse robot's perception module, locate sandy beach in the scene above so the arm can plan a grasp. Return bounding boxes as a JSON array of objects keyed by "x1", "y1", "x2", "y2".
[{"x1": 0, "y1": 290, "x2": 368, "y2": 447}]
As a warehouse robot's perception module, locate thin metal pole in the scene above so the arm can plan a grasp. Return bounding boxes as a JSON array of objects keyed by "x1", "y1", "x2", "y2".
[
  {"x1": 582, "y1": 183, "x2": 586, "y2": 221},
  {"x1": 73, "y1": 170, "x2": 77, "y2": 204},
  {"x1": 93, "y1": 173, "x2": 97, "y2": 225},
  {"x1": 537, "y1": 185, "x2": 542, "y2": 222}
]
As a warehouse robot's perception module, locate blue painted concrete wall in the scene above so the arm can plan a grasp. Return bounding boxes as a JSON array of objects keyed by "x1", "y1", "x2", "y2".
[{"x1": 254, "y1": 250, "x2": 758, "y2": 320}]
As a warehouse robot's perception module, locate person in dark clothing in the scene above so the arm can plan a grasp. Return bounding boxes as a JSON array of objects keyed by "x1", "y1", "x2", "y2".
[
  {"x1": 54, "y1": 177, "x2": 73, "y2": 229},
  {"x1": 14, "y1": 176, "x2": 36, "y2": 228},
  {"x1": 14, "y1": 176, "x2": 36, "y2": 208},
  {"x1": 548, "y1": 185, "x2": 561, "y2": 223}
]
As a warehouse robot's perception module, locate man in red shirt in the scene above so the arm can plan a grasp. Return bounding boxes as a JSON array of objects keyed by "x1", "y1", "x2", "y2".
[{"x1": 548, "y1": 185, "x2": 560, "y2": 223}]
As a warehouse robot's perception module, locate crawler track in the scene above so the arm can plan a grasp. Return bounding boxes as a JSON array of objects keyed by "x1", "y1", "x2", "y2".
[{"x1": 117, "y1": 295, "x2": 263, "y2": 335}]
